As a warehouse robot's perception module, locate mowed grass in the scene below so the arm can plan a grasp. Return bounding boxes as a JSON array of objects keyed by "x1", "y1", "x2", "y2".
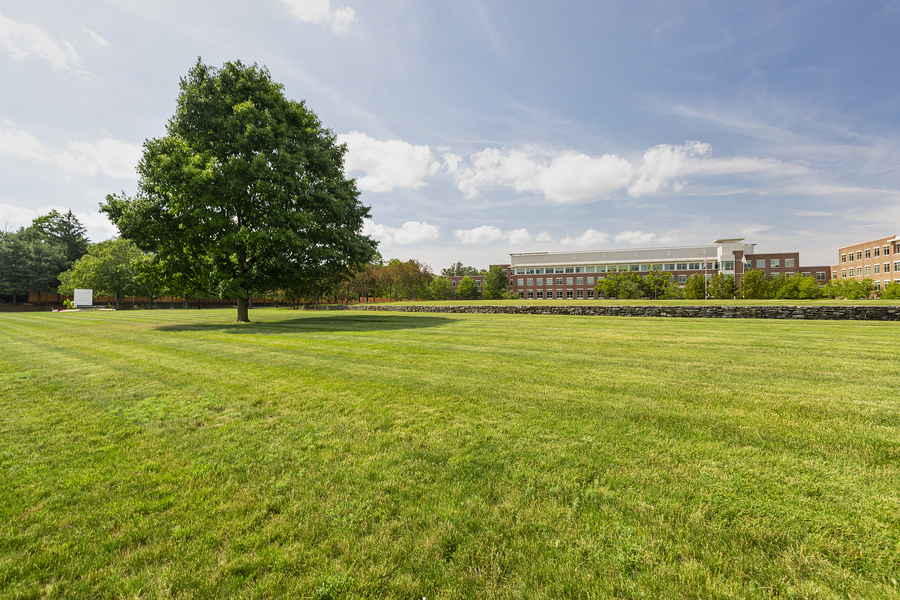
[{"x1": 0, "y1": 309, "x2": 898, "y2": 599}]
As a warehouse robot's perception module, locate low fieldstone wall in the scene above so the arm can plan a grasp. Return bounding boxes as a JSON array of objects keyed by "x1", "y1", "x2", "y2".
[{"x1": 349, "y1": 304, "x2": 900, "y2": 320}]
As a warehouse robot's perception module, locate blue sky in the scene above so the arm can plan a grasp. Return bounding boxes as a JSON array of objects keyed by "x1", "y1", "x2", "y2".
[{"x1": 2, "y1": 1, "x2": 899, "y2": 271}]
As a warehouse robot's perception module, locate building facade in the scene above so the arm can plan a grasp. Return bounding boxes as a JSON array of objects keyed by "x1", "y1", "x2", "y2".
[
  {"x1": 505, "y1": 238, "x2": 828, "y2": 299},
  {"x1": 831, "y1": 235, "x2": 900, "y2": 289}
]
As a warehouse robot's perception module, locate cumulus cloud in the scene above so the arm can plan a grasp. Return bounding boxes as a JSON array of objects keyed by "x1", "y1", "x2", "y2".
[
  {"x1": 454, "y1": 225, "x2": 504, "y2": 245},
  {"x1": 560, "y1": 228, "x2": 610, "y2": 247},
  {"x1": 451, "y1": 147, "x2": 633, "y2": 203},
  {"x1": 0, "y1": 13, "x2": 79, "y2": 70},
  {"x1": 614, "y1": 230, "x2": 658, "y2": 245},
  {"x1": 535, "y1": 231, "x2": 553, "y2": 243},
  {"x1": 83, "y1": 29, "x2": 110, "y2": 48},
  {"x1": 453, "y1": 225, "x2": 543, "y2": 245},
  {"x1": 338, "y1": 131, "x2": 439, "y2": 192},
  {"x1": 505, "y1": 228, "x2": 533, "y2": 244},
  {"x1": 0, "y1": 119, "x2": 141, "y2": 179},
  {"x1": 628, "y1": 141, "x2": 710, "y2": 197},
  {"x1": 277, "y1": 0, "x2": 356, "y2": 33},
  {"x1": 362, "y1": 219, "x2": 440, "y2": 247}
]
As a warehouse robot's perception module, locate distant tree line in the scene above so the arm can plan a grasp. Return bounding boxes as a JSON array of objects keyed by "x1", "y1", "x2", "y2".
[{"x1": 0, "y1": 210, "x2": 89, "y2": 304}]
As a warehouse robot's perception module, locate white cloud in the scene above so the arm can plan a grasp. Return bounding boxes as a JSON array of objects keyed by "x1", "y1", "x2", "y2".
[
  {"x1": 0, "y1": 13, "x2": 79, "y2": 70},
  {"x1": 453, "y1": 225, "x2": 504, "y2": 245},
  {"x1": 276, "y1": 0, "x2": 356, "y2": 33},
  {"x1": 560, "y1": 229, "x2": 609, "y2": 247},
  {"x1": 0, "y1": 204, "x2": 118, "y2": 241},
  {"x1": 535, "y1": 231, "x2": 553, "y2": 243},
  {"x1": 362, "y1": 219, "x2": 440, "y2": 247},
  {"x1": 83, "y1": 29, "x2": 110, "y2": 48},
  {"x1": 628, "y1": 141, "x2": 710, "y2": 197},
  {"x1": 338, "y1": 131, "x2": 438, "y2": 192},
  {"x1": 1, "y1": 124, "x2": 140, "y2": 179},
  {"x1": 0, "y1": 119, "x2": 143, "y2": 179},
  {"x1": 614, "y1": 230, "x2": 657, "y2": 245},
  {"x1": 505, "y1": 228, "x2": 533, "y2": 244},
  {"x1": 452, "y1": 147, "x2": 633, "y2": 203},
  {"x1": 452, "y1": 225, "x2": 543, "y2": 245}
]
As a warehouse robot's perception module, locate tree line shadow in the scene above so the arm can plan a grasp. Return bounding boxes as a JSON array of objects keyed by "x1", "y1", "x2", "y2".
[{"x1": 155, "y1": 313, "x2": 453, "y2": 334}]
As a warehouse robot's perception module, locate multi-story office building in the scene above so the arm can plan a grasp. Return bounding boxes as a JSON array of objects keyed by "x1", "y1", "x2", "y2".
[
  {"x1": 505, "y1": 238, "x2": 828, "y2": 299},
  {"x1": 831, "y1": 235, "x2": 900, "y2": 290}
]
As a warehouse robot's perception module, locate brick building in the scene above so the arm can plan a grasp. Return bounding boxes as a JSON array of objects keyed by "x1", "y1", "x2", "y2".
[{"x1": 831, "y1": 235, "x2": 900, "y2": 290}]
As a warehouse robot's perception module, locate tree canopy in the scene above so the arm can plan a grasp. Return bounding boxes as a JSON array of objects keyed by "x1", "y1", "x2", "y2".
[
  {"x1": 441, "y1": 262, "x2": 483, "y2": 277},
  {"x1": 102, "y1": 59, "x2": 377, "y2": 321},
  {"x1": 58, "y1": 238, "x2": 143, "y2": 309},
  {"x1": 482, "y1": 265, "x2": 508, "y2": 300}
]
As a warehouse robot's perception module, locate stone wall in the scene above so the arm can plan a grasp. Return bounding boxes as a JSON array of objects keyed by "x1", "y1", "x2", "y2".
[{"x1": 348, "y1": 304, "x2": 900, "y2": 320}]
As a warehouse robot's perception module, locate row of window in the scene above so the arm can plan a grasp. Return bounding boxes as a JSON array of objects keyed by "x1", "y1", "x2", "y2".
[
  {"x1": 522, "y1": 289, "x2": 596, "y2": 299},
  {"x1": 755, "y1": 258, "x2": 793, "y2": 268},
  {"x1": 450, "y1": 280, "x2": 482, "y2": 287},
  {"x1": 838, "y1": 262, "x2": 899, "y2": 278},
  {"x1": 513, "y1": 262, "x2": 722, "y2": 275},
  {"x1": 841, "y1": 244, "x2": 895, "y2": 263}
]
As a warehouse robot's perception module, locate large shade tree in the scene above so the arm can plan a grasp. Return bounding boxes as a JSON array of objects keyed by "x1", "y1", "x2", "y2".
[{"x1": 102, "y1": 59, "x2": 377, "y2": 322}]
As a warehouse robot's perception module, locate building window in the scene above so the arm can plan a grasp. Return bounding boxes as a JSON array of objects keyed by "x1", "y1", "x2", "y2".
[
  {"x1": 771, "y1": 272, "x2": 779, "y2": 277},
  {"x1": 723, "y1": 261, "x2": 735, "y2": 271},
  {"x1": 841, "y1": 269, "x2": 846, "y2": 278},
  {"x1": 771, "y1": 259, "x2": 780, "y2": 268},
  {"x1": 630, "y1": 265, "x2": 640, "y2": 272},
  {"x1": 785, "y1": 259, "x2": 794, "y2": 267},
  {"x1": 874, "y1": 264, "x2": 881, "y2": 274},
  {"x1": 536, "y1": 278, "x2": 543, "y2": 285},
  {"x1": 832, "y1": 271, "x2": 837, "y2": 279},
  {"x1": 677, "y1": 263, "x2": 688, "y2": 270},
  {"x1": 576, "y1": 277, "x2": 583, "y2": 285},
  {"x1": 526, "y1": 268, "x2": 534, "y2": 275},
  {"x1": 865, "y1": 249, "x2": 871, "y2": 259},
  {"x1": 875, "y1": 247, "x2": 880, "y2": 258},
  {"x1": 857, "y1": 266, "x2": 863, "y2": 276},
  {"x1": 588, "y1": 289, "x2": 594, "y2": 299},
  {"x1": 509, "y1": 279, "x2": 514, "y2": 286},
  {"x1": 526, "y1": 278, "x2": 533, "y2": 286},
  {"x1": 885, "y1": 263, "x2": 891, "y2": 273},
  {"x1": 640, "y1": 264, "x2": 649, "y2": 271},
  {"x1": 536, "y1": 290, "x2": 543, "y2": 299},
  {"x1": 597, "y1": 266, "x2": 606, "y2": 272},
  {"x1": 689, "y1": 262, "x2": 700, "y2": 270},
  {"x1": 841, "y1": 254, "x2": 846, "y2": 263},
  {"x1": 527, "y1": 290, "x2": 533, "y2": 298},
  {"x1": 895, "y1": 261, "x2": 900, "y2": 272},
  {"x1": 516, "y1": 268, "x2": 525, "y2": 275},
  {"x1": 557, "y1": 290, "x2": 564, "y2": 299},
  {"x1": 856, "y1": 251, "x2": 862, "y2": 260},
  {"x1": 875, "y1": 281, "x2": 881, "y2": 291},
  {"x1": 866, "y1": 265, "x2": 872, "y2": 275},
  {"x1": 574, "y1": 267, "x2": 583, "y2": 273},
  {"x1": 585, "y1": 266, "x2": 595, "y2": 273},
  {"x1": 577, "y1": 289, "x2": 584, "y2": 299},
  {"x1": 817, "y1": 272, "x2": 826, "y2": 281},
  {"x1": 556, "y1": 267, "x2": 565, "y2": 274},
  {"x1": 678, "y1": 275, "x2": 686, "y2": 283},
  {"x1": 518, "y1": 278, "x2": 524, "y2": 286},
  {"x1": 566, "y1": 290, "x2": 573, "y2": 299},
  {"x1": 664, "y1": 263, "x2": 675, "y2": 271},
  {"x1": 556, "y1": 278, "x2": 563, "y2": 285},
  {"x1": 587, "y1": 277, "x2": 594, "y2": 285},
  {"x1": 756, "y1": 260, "x2": 765, "y2": 268},
  {"x1": 848, "y1": 253, "x2": 854, "y2": 262},
  {"x1": 884, "y1": 245, "x2": 890, "y2": 255},
  {"x1": 535, "y1": 268, "x2": 544, "y2": 274},
  {"x1": 566, "y1": 277, "x2": 573, "y2": 285},
  {"x1": 565, "y1": 267, "x2": 574, "y2": 273}
]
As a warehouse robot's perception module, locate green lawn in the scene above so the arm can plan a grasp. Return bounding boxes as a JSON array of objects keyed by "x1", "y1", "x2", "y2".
[{"x1": 1, "y1": 308, "x2": 898, "y2": 599}]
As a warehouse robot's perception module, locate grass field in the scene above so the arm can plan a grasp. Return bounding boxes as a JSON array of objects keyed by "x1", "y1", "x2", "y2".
[{"x1": 1, "y1": 308, "x2": 898, "y2": 599}]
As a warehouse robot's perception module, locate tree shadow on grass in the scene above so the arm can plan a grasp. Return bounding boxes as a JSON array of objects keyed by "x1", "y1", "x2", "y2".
[{"x1": 155, "y1": 313, "x2": 454, "y2": 334}]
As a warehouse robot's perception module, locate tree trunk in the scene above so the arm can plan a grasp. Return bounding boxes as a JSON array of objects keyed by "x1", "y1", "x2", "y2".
[
  {"x1": 116, "y1": 294, "x2": 123, "y2": 310},
  {"x1": 236, "y1": 296, "x2": 250, "y2": 322},
  {"x1": 183, "y1": 297, "x2": 189, "y2": 309}
]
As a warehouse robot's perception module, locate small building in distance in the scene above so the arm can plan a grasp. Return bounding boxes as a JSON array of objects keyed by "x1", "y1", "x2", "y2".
[
  {"x1": 831, "y1": 235, "x2": 900, "y2": 290},
  {"x1": 505, "y1": 238, "x2": 828, "y2": 299}
]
